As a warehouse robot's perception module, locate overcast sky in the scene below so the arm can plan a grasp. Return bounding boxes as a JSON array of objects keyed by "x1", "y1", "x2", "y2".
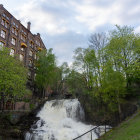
[{"x1": 1, "y1": 0, "x2": 140, "y2": 65}]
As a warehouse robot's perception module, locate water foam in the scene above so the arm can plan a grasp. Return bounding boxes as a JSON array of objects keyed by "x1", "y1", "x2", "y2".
[{"x1": 25, "y1": 99, "x2": 98, "y2": 140}]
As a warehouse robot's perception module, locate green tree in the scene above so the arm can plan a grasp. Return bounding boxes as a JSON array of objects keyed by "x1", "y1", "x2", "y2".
[
  {"x1": 107, "y1": 25, "x2": 140, "y2": 87},
  {"x1": 0, "y1": 47, "x2": 28, "y2": 110},
  {"x1": 73, "y1": 47, "x2": 98, "y2": 91},
  {"x1": 89, "y1": 32, "x2": 108, "y2": 88},
  {"x1": 98, "y1": 25, "x2": 140, "y2": 118},
  {"x1": 35, "y1": 48, "x2": 56, "y2": 97},
  {"x1": 101, "y1": 61, "x2": 126, "y2": 120},
  {"x1": 71, "y1": 26, "x2": 140, "y2": 122}
]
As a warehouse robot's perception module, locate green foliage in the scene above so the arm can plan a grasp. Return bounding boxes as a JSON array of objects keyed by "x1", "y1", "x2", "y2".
[
  {"x1": 35, "y1": 48, "x2": 65, "y2": 97},
  {"x1": 105, "y1": 25, "x2": 140, "y2": 99},
  {"x1": 73, "y1": 47, "x2": 98, "y2": 90},
  {"x1": 29, "y1": 103, "x2": 35, "y2": 110},
  {"x1": 107, "y1": 25, "x2": 139, "y2": 77},
  {"x1": 0, "y1": 47, "x2": 28, "y2": 103},
  {"x1": 65, "y1": 70, "x2": 86, "y2": 96},
  {"x1": 60, "y1": 62, "x2": 70, "y2": 79},
  {"x1": 100, "y1": 111, "x2": 140, "y2": 140},
  {"x1": 35, "y1": 49, "x2": 56, "y2": 90},
  {"x1": 72, "y1": 25, "x2": 140, "y2": 118},
  {"x1": 35, "y1": 49, "x2": 72, "y2": 96}
]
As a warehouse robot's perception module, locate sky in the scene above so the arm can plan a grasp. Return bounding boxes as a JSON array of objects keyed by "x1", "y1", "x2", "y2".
[{"x1": 1, "y1": 0, "x2": 140, "y2": 65}]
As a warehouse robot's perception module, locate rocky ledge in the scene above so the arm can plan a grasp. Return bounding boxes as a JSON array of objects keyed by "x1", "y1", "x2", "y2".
[{"x1": 0, "y1": 100, "x2": 47, "y2": 140}]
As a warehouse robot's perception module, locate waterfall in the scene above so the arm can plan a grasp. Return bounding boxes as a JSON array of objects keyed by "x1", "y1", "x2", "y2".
[{"x1": 25, "y1": 99, "x2": 98, "y2": 140}]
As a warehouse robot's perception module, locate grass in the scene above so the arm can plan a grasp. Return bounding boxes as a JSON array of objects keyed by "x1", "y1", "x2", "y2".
[{"x1": 99, "y1": 110, "x2": 140, "y2": 140}]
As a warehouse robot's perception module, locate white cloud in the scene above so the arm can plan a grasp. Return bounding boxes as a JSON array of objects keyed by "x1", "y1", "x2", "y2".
[
  {"x1": 15, "y1": 0, "x2": 68, "y2": 35},
  {"x1": 2, "y1": 0, "x2": 140, "y2": 65},
  {"x1": 135, "y1": 26, "x2": 140, "y2": 33},
  {"x1": 74, "y1": 1, "x2": 124, "y2": 31}
]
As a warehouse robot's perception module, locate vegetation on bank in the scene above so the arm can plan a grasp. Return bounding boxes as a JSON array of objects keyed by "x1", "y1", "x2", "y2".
[
  {"x1": 0, "y1": 47, "x2": 31, "y2": 111},
  {"x1": 35, "y1": 48, "x2": 69, "y2": 98},
  {"x1": 35, "y1": 25, "x2": 140, "y2": 125},
  {"x1": 0, "y1": 25, "x2": 139, "y2": 128},
  {"x1": 99, "y1": 110, "x2": 140, "y2": 140},
  {"x1": 65, "y1": 25, "x2": 140, "y2": 125}
]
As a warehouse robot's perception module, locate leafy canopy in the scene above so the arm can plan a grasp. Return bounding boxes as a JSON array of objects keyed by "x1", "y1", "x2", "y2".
[{"x1": 0, "y1": 47, "x2": 28, "y2": 101}]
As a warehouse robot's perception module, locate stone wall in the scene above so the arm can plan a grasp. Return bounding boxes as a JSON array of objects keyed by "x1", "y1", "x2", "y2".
[{"x1": 15, "y1": 102, "x2": 29, "y2": 111}]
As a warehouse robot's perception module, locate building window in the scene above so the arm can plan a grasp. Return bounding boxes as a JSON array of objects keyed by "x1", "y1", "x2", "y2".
[
  {"x1": 16, "y1": 24, "x2": 18, "y2": 28},
  {"x1": 12, "y1": 27, "x2": 18, "y2": 36},
  {"x1": 1, "y1": 19, "x2": 9, "y2": 28},
  {"x1": 28, "y1": 60, "x2": 32, "y2": 67},
  {"x1": 10, "y1": 48, "x2": 15, "y2": 56},
  {"x1": 29, "y1": 41, "x2": 34, "y2": 48},
  {"x1": 15, "y1": 30, "x2": 18, "y2": 36},
  {"x1": 12, "y1": 27, "x2": 14, "y2": 33},
  {"x1": 3, "y1": 13, "x2": 9, "y2": 21},
  {"x1": 21, "y1": 30, "x2": 27, "y2": 35},
  {"x1": 21, "y1": 34, "x2": 26, "y2": 42},
  {"x1": 21, "y1": 47, "x2": 24, "y2": 51},
  {"x1": 1, "y1": 19, "x2": 4, "y2": 26},
  {"x1": 6, "y1": 16, "x2": 9, "y2": 21},
  {"x1": 36, "y1": 40, "x2": 40, "y2": 46},
  {"x1": 34, "y1": 73, "x2": 36, "y2": 80},
  {"x1": 28, "y1": 71, "x2": 31, "y2": 78},
  {"x1": 19, "y1": 54, "x2": 24, "y2": 61},
  {"x1": 0, "y1": 41, "x2": 5, "y2": 46},
  {"x1": 11, "y1": 37, "x2": 16, "y2": 45},
  {"x1": 29, "y1": 50, "x2": 33, "y2": 57},
  {"x1": 0, "y1": 41, "x2": 5, "y2": 50},
  {"x1": 1, "y1": 30, "x2": 6, "y2": 38},
  {"x1": 13, "y1": 22, "x2": 16, "y2": 26},
  {"x1": 34, "y1": 46, "x2": 37, "y2": 51},
  {"x1": 2, "y1": 13, "x2": 6, "y2": 17},
  {"x1": 34, "y1": 53, "x2": 37, "y2": 59},
  {"x1": 5, "y1": 22, "x2": 8, "y2": 28}
]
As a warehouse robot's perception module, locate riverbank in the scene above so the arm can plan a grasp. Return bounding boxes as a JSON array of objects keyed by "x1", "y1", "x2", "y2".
[
  {"x1": 0, "y1": 94, "x2": 70, "y2": 139},
  {"x1": 99, "y1": 110, "x2": 140, "y2": 140},
  {"x1": 0, "y1": 99, "x2": 47, "y2": 139},
  {"x1": 0, "y1": 96, "x2": 139, "y2": 140}
]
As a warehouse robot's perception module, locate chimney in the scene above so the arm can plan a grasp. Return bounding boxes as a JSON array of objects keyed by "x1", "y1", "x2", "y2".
[
  {"x1": 0, "y1": 4, "x2": 3, "y2": 8},
  {"x1": 37, "y1": 33, "x2": 40, "y2": 37},
  {"x1": 27, "y1": 21, "x2": 31, "y2": 31}
]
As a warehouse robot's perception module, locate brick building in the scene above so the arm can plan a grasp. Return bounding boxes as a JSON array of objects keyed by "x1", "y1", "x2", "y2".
[{"x1": 0, "y1": 4, "x2": 46, "y2": 89}]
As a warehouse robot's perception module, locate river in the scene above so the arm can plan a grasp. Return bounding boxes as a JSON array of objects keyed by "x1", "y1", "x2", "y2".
[{"x1": 25, "y1": 99, "x2": 99, "y2": 140}]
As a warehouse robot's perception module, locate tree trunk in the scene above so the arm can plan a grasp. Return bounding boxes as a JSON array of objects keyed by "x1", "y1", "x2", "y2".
[
  {"x1": 1, "y1": 92, "x2": 5, "y2": 112},
  {"x1": 118, "y1": 102, "x2": 122, "y2": 121},
  {"x1": 117, "y1": 93, "x2": 122, "y2": 122}
]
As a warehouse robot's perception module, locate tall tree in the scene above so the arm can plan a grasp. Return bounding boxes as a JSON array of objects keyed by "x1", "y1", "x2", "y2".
[
  {"x1": 73, "y1": 47, "x2": 98, "y2": 91},
  {"x1": 99, "y1": 25, "x2": 140, "y2": 117},
  {"x1": 35, "y1": 48, "x2": 56, "y2": 97},
  {"x1": 72, "y1": 26, "x2": 140, "y2": 121},
  {"x1": 89, "y1": 33, "x2": 108, "y2": 87},
  {"x1": 107, "y1": 25, "x2": 139, "y2": 86},
  {"x1": 0, "y1": 47, "x2": 28, "y2": 110},
  {"x1": 100, "y1": 61, "x2": 126, "y2": 120}
]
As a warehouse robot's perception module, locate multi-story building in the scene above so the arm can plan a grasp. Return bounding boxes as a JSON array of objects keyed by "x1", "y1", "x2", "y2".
[{"x1": 0, "y1": 4, "x2": 46, "y2": 89}]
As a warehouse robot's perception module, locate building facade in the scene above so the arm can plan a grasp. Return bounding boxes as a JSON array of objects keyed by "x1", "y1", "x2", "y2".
[{"x1": 0, "y1": 4, "x2": 46, "y2": 86}]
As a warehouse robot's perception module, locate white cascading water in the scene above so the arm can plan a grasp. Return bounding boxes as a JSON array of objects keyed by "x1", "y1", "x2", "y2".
[{"x1": 25, "y1": 99, "x2": 98, "y2": 140}]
